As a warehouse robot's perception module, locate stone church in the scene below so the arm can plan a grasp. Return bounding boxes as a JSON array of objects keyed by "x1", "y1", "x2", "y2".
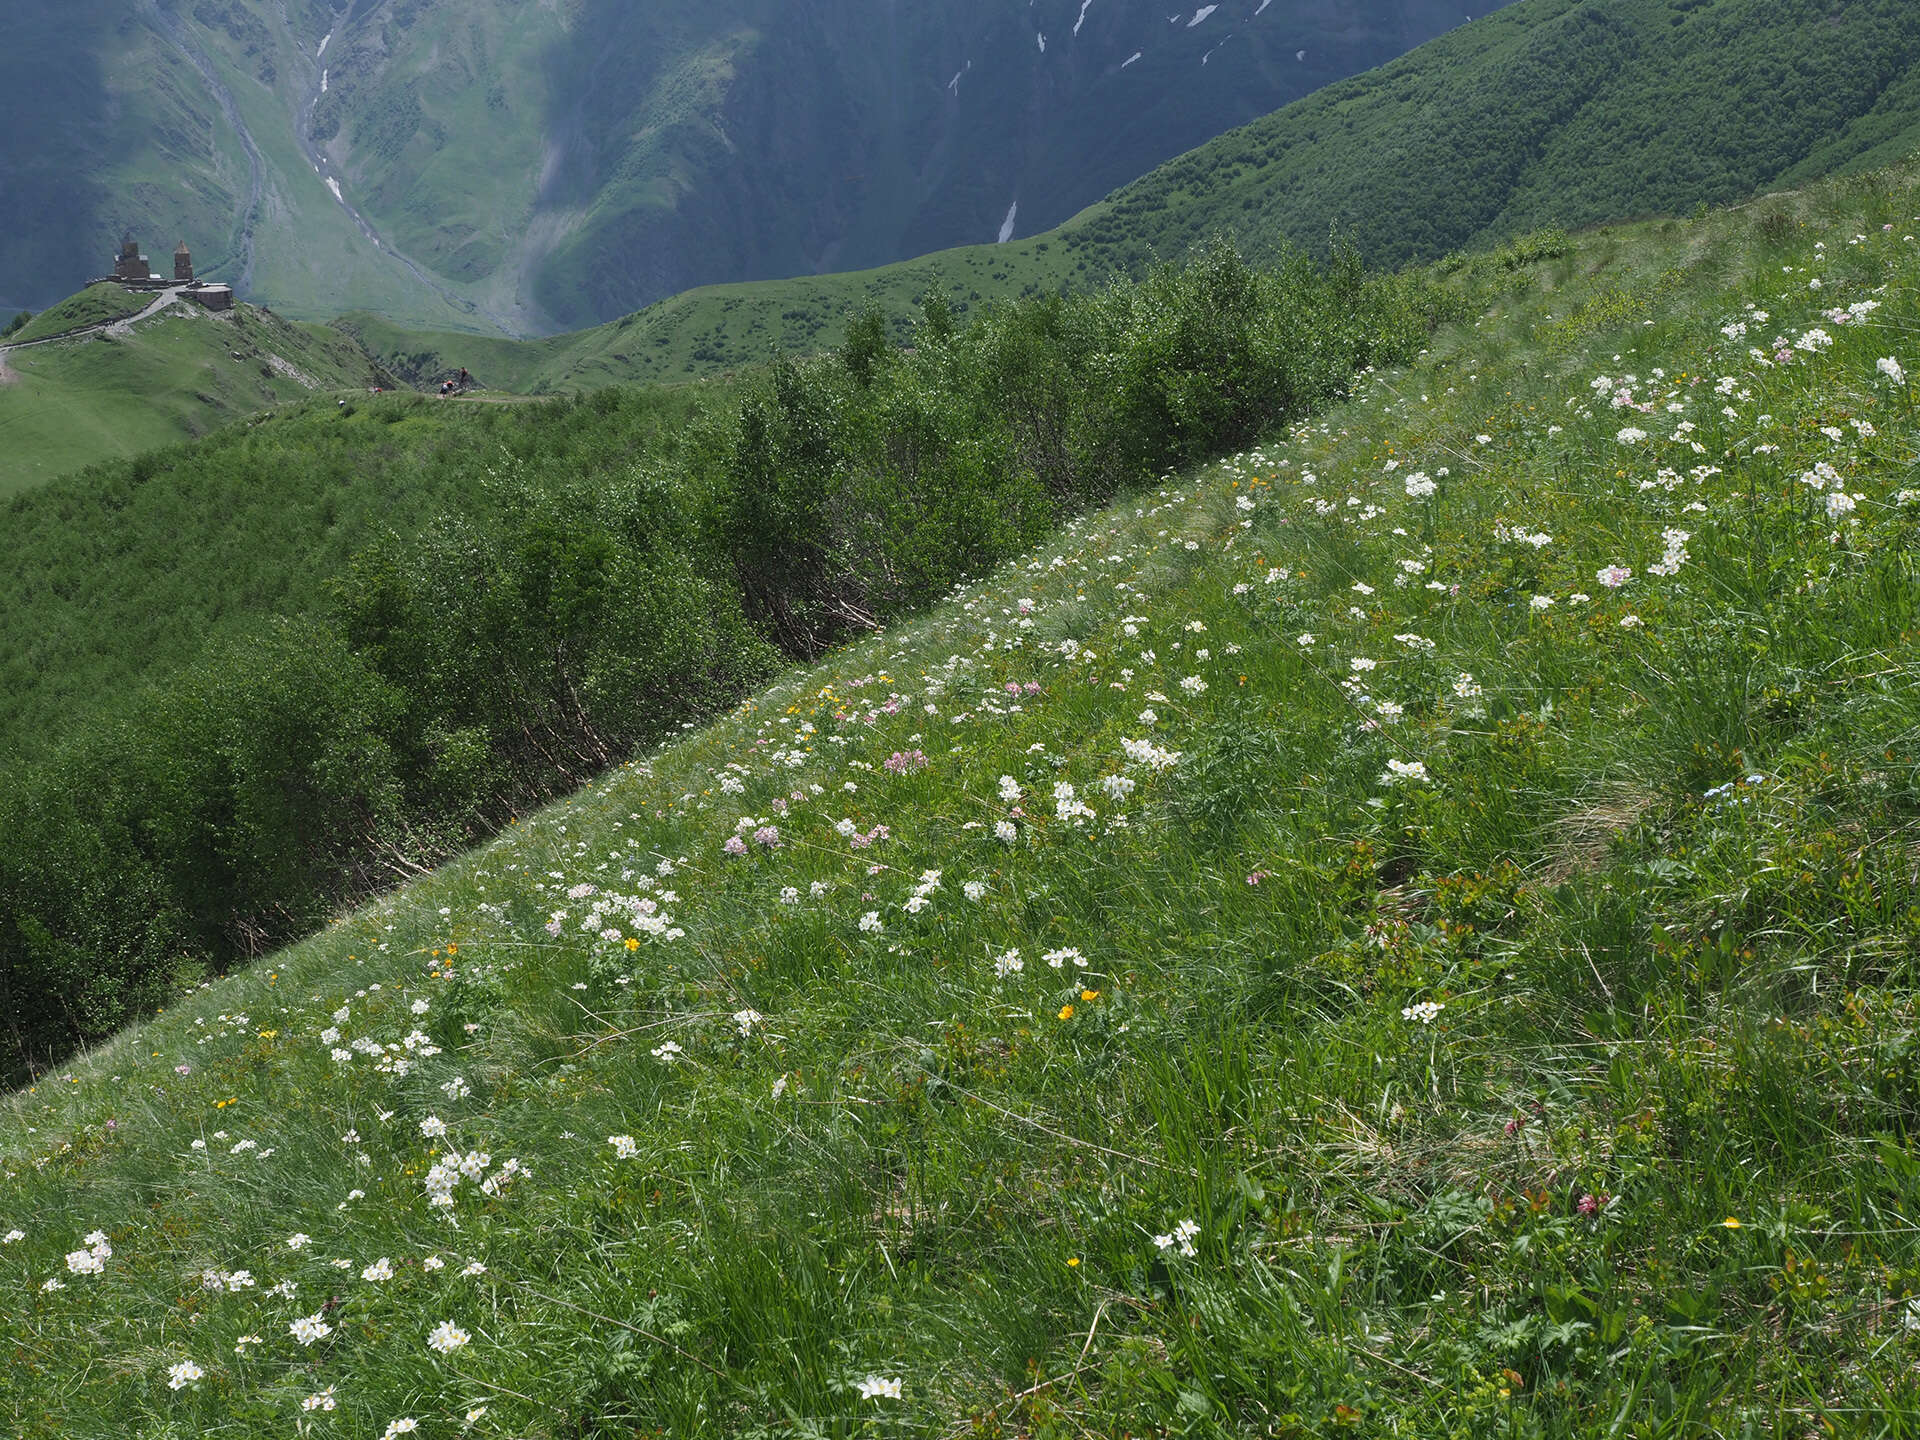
[{"x1": 102, "y1": 236, "x2": 233, "y2": 310}]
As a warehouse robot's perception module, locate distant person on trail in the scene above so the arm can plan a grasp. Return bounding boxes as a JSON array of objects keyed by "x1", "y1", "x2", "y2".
[{"x1": 458, "y1": 367, "x2": 470, "y2": 391}]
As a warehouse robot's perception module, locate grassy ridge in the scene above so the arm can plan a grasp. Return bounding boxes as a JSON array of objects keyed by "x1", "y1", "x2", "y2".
[
  {"x1": 334, "y1": 242, "x2": 1087, "y2": 393},
  {"x1": 1064, "y1": 0, "x2": 1920, "y2": 270},
  {"x1": 0, "y1": 302, "x2": 399, "y2": 494},
  {"x1": 6, "y1": 284, "x2": 149, "y2": 344},
  {"x1": 4, "y1": 166, "x2": 1919, "y2": 1436}
]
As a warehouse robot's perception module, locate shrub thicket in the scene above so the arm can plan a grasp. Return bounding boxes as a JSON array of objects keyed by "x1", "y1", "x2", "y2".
[{"x1": 0, "y1": 241, "x2": 1453, "y2": 1079}]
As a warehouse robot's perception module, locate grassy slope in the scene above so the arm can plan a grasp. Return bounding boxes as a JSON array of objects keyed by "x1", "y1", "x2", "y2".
[
  {"x1": 0, "y1": 302, "x2": 398, "y2": 496},
  {"x1": 7, "y1": 284, "x2": 151, "y2": 344},
  {"x1": 6, "y1": 169, "x2": 1920, "y2": 1435}
]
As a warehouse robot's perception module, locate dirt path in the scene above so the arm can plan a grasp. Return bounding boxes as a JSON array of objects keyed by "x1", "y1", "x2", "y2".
[{"x1": 107, "y1": 289, "x2": 191, "y2": 337}]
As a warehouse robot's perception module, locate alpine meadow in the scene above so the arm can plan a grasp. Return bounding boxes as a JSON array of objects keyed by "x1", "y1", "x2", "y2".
[{"x1": 5, "y1": 1, "x2": 1920, "y2": 1438}]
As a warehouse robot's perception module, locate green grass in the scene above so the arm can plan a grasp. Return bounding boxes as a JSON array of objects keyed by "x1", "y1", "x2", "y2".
[
  {"x1": 6, "y1": 284, "x2": 151, "y2": 343},
  {"x1": 6, "y1": 164, "x2": 1920, "y2": 1436},
  {"x1": 0, "y1": 300, "x2": 397, "y2": 494}
]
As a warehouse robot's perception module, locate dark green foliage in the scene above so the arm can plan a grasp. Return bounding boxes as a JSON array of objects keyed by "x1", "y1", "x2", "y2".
[
  {"x1": 916, "y1": 288, "x2": 956, "y2": 347},
  {"x1": 337, "y1": 467, "x2": 776, "y2": 814},
  {"x1": 1, "y1": 309, "x2": 28, "y2": 338},
  {"x1": 838, "y1": 305, "x2": 891, "y2": 388},
  {"x1": 723, "y1": 360, "x2": 847, "y2": 655},
  {"x1": 1088, "y1": 239, "x2": 1375, "y2": 475},
  {"x1": 723, "y1": 240, "x2": 1431, "y2": 657},
  {"x1": 0, "y1": 619, "x2": 411, "y2": 1065}
]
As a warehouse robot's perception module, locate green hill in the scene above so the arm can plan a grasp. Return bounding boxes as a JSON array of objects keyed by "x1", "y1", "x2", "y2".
[
  {"x1": 0, "y1": 297, "x2": 399, "y2": 492},
  {"x1": 6, "y1": 283, "x2": 149, "y2": 344},
  {"x1": 5, "y1": 162, "x2": 1920, "y2": 1437}
]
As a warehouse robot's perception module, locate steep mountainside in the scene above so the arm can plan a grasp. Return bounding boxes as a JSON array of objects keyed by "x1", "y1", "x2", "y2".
[
  {"x1": 1064, "y1": 0, "x2": 1920, "y2": 271},
  {"x1": 0, "y1": 0, "x2": 1496, "y2": 332},
  {"x1": 337, "y1": 0, "x2": 1920, "y2": 391}
]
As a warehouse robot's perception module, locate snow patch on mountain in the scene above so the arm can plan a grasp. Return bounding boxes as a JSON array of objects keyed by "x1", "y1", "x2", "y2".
[
  {"x1": 1187, "y1": 5, "x2": 1218, "y2": 26},
  {"x1": 998, "y1": 201, "x2": 1018, "y2": 244},
  {"x1": 1074, "y1": 0, "x2": 1095, "y2": 36}
]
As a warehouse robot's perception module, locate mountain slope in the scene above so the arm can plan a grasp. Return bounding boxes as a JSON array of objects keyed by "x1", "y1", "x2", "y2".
[
  {"x1": 1, "y1": 0, "x2": 1498, "y2": 331},
  {"x1": 0, "y1": 1, "x2": 491, "y2": 335},
  {"x1": 5, "y1": 164, "x2": 1920, "y2": 1436},
  {"x1": 335, "y1": 0, "x2": 1920, "y2": 396}
]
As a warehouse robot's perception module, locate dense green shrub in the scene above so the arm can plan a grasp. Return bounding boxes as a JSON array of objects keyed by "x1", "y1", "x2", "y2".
[
  {"x1": 338, "y1": 466, "x2": 778, "y2": 814},
  {"x1": 719, "y1": 238, "x2": 1435, "y2": 658}
]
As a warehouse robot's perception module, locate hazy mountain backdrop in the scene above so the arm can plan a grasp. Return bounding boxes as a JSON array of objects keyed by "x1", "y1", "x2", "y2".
[{"x1": 0, "y1": 0, "x2": 1500, "y2": 334}]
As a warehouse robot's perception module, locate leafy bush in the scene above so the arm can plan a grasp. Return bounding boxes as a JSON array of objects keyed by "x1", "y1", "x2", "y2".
[{"x1": 719, "y1": 236, "x2": 1437, "y2": 658}]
